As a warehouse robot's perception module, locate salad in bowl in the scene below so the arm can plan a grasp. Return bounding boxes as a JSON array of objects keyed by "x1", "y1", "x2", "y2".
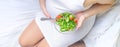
[{"x1": 55, "y1": 12, "x2": 78, "y2": 33}]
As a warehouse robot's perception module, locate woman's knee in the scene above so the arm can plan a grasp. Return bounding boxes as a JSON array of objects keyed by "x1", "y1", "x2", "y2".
[
  {"x1": 19, "y1": 20, "x2": 44, "y2": 47},
  {"x1": 19, "y1": 38, "x2": 30, "y2": 47},
  {"x1": 19, "y1": 37, "x2": 35, "y2": 47}
]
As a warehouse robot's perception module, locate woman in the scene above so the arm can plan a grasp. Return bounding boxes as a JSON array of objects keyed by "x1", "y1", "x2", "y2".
[{"x1": 19, "y1": 0, "x2": 115, "y2": 47}]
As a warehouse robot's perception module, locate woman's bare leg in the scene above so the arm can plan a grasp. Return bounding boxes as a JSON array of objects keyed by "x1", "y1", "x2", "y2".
[{"x1": 19, "y1": 20, "x2": 44, "y2": 47}]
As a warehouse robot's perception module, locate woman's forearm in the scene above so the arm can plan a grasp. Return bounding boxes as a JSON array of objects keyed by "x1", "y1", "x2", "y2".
[
  {"x1": 82, "y1": 0, "x2": 115, "y2": 19},
  {"x1": 83, "y1": 3, "x2": 114, "y2": 19},
  {"x1": 39, "y1": 0, "x2": 50, "y2": 18}
]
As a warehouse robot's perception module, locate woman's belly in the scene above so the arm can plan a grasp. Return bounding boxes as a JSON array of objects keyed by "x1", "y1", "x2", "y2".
[
  {"x1": 46, "y1": 0, "x2": 85, "y2": 18},
  {"x1": 35, "y1": 12, "x2": 96, "y2": 47}
]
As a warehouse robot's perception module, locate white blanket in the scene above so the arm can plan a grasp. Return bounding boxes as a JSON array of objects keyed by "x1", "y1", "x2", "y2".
[
  {"x1": 0, "y1": 0, "x2": 40, "y2": 47},
  {"x1": 83, "y1": 2, "x2": 120, "y2": 47}
]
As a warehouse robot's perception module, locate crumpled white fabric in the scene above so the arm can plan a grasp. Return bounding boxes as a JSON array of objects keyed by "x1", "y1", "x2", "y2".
[
  {"x1": 83, "y1": 2, "x2": 120, "y2": 47},
  {"x1": 0, "y1": 0, "x2": 40, "y2": 47}
]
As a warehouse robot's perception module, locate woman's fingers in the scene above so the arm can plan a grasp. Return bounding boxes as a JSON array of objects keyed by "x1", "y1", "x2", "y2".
[
  {"x1": 76, "y1": 16, "x2": 85, "y2": 30},
  {"x1": 75, "y1": 12, "x2": 85, "y2": 29},
  {"x1": 76, "y1": 19, "x2": 83, "y2": 29}
]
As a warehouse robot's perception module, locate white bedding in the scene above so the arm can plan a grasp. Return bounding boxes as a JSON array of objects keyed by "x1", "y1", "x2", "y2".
[
  {"x1": 83, "y1": 2, "x2": 120, "y2": 47},
  {"x1": 0, "y1": 0, "x2": 40, "y2": 47},
  {"x1": 0, "y1": 0, "x2": 120, "y2": 47}
]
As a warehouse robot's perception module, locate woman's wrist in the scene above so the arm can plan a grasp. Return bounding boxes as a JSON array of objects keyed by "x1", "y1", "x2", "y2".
[
  {"x1": 82, "y1": 12, "x2": 90, "y2": 19},
  {"x1": 75, "y1": 11, "x2": 88, "y2": 20},
  {"x1": 82, "y1": 10, "x2": 96, "y2": 19},
  {"x1": 41, "y1": 6, "x2": 51, "y2": 18}
]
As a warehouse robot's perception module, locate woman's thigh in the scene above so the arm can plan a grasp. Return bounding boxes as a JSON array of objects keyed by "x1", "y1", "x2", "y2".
[{"x1": 19, "y1": 20, "x2": 44, "y2": 46}]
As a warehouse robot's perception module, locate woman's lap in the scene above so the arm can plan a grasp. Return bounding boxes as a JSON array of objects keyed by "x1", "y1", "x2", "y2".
[{"x1": 35, "y1": 12, "x2": 96, "y2": 47}]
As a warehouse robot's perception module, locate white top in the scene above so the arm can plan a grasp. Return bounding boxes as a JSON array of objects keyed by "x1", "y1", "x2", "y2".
[
  {"x1": 35, "y1": 0, "x2": 96, "y2": 47},
  {"x1": 45, "y1": 0, "x2": 85, "y2": 18}
]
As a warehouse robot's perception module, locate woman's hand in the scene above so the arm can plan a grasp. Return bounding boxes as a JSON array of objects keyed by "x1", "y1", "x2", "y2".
[
  {"x1": 75, "y1": 0, "x2": 115, "y2": 29},
  {"x1": 75, "y1": 12, "x2": 86, "y2": 30},
  {"x1": 40, "y1": 0, "x2": 51, "y2": 18}
]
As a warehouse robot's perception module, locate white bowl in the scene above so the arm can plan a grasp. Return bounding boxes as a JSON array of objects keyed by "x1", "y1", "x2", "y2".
[{"x1": 54, "y1": 23, "x2": 77, "y2": 33}]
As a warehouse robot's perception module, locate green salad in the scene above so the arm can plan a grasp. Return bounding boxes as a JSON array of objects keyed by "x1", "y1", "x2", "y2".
[{"x1": 56, "y1": 12, "x2": 77, "y2": 32}]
